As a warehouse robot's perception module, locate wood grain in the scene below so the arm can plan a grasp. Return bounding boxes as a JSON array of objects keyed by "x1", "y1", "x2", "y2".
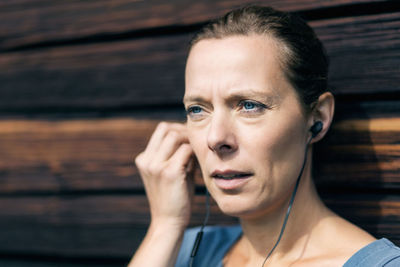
[
  {"x1": 314, "y1": 116, "x2": 400, "y2": 187},
  {"x1": 0, "y1": 259, "x2": 123, "y2": 267},
  {"x1": 0, "y1": 0, "x2": 388, "y2": 51},
  {"x1": 1, "y1": 12, "x2": 399, "y2": 110},
  {"x1": 313, "y1": 13, "x2": 400, "y2": 95},
  {"x1": 0, "y1": 195, "x2": 235, "y2": 258},
  {"x1": 0, "y1": 118, "x2": 155, "y2": 193},
  {"x1": 0, "y1": 114, "x2": 399, "y2": 194},
  {"x1": 1, "y1": 0, "x2": 399, "y2": 263},
  {"x1": 0, "y1": 193, "x2": 398, "y2": 257}
]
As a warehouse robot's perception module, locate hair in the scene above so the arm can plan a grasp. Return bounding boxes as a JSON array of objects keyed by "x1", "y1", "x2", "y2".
[{"x1": 189, "y1": 5, "x2": 330, "y2": 111}]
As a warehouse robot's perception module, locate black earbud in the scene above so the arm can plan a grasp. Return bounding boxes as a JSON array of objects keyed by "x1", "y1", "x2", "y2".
[{"x1": 310, "y1": 121, "x2": 323, "y2": 138}]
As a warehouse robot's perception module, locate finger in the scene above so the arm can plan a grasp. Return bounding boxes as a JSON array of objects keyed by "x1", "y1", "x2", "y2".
[
  {"x1": 154, "y1": 130, "x2": 189, "y2": 163},
  {"x1": 167, "y1": 122, "x2": 187, "y2": 131},
  {"x1": 167, "y1": 143, "x2": 194, "y2": 175},
  {"x1": 173, "y1": 145, "x2": 196, "y2": 198},
  {"x1": 145, "y1": 122, "x2": 169, "y2": 154},
  {"x1": 185, "y1": 156, "x2": 196, "y2": 191},
  {"x1": 145, "y1": 122, "x2": 186, "y2": 154}
]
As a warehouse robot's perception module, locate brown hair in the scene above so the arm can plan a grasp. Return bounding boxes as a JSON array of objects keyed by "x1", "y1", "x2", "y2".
[{"x1": 189, "y1": 5, "x2": 330, "y2": 110}]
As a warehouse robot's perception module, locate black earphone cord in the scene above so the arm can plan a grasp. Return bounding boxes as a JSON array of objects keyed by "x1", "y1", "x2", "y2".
[
  {"x1": 189, "y1": 136, "x2": 313, "y2": 267},
  {"x1": 189, "y1": 190, "x2": 210, "y2": 267},
  {"x1": 260, "y1": 136, "x2": 312, "y2": 266}
]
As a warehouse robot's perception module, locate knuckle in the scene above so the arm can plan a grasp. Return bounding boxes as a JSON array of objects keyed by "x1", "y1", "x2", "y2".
[
  {"x1": 180, "y1": 143, "x2": 191, "y2": 151},
  {"x1": 134, "y1": 153, "x2": 144, "y2": 166},
  {"x1": 148, "y1": 163, "x2": 162, "y2": 177},
  {"x1": 135, "y1": 155, "x2": 149, "y2": 174},
  {"x1": 157, "y1": 121, "x2": 169, "y2": 131},
  {"x1": 166, "y1": 130, "x2": 179, "y2": 140}
]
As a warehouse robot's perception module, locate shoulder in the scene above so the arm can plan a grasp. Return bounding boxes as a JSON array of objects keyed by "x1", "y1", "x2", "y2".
[
  {"x1": 175, "y1": 225, "x2": 242, "y2": 267},
  {"x1": 344, "y1": 238, "x2": 400, "y2": 267}
]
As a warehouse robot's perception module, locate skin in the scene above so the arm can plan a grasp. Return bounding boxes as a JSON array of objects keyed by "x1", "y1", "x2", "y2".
[
  {"x1": 129, "y1": 34, "x2": 375, "y2": 267},
  {"x1": 184, "y1": 35, "x2": 311, "y2": 220}
]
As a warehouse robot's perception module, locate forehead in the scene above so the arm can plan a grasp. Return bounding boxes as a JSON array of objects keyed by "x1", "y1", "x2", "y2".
[{"x1": 184, "y1": 35, "x2": 291, "y2": 99}]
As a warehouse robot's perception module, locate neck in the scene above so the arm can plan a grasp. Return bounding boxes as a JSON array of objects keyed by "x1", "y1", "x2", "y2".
[{"x1": 237, "y1": 152, "x2": 331, "y2": 265}]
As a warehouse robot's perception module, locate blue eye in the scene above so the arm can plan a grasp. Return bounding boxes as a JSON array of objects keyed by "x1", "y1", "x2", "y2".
[
  {"x1": 239, "y1": 100, "x2": 267, "y2": 114},
  {"x1": 186, "y1": 106, "x2": 204, "y2": 120},
  {"x1": 188, "y1": 106, "x2": 202, "y2": 114},
  {"x1": 186, "y1": 105, "x2": 205, "y2": 121},
  {"x1": 243, "y1": 101, "x2": 256, "y2": 110}
]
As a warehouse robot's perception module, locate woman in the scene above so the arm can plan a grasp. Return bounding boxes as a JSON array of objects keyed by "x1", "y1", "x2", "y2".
[{"x1": 129, "y1": 6, "x2": 400, "y2": 267}]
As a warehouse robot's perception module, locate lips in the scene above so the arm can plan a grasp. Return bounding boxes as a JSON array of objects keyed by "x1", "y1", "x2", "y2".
[
  {"x1": 210, "y1": 170, "x2": 253, "y2": 190},
  {"x1": 212, "y1": 172, "x2": 251, "y2": 179}
]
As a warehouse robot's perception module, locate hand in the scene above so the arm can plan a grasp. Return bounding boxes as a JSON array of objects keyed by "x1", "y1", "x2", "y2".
[{"x1": 135, "y1": 122, "x2": 195, "y2": 230}]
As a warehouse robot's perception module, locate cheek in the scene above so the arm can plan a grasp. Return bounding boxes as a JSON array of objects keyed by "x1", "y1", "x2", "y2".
[
  {"x1": 238, "y1": 122, "x2": 283, "y2": 153},
  {"x1": 187, "y1": 128, "x2": 211, "y2": 184},
  {"x1": 187, "y1": 128, "x2": 206, "y2": 160},
  {"x1": 238, "y1": 114, "x2": 306, "y2": 168}
]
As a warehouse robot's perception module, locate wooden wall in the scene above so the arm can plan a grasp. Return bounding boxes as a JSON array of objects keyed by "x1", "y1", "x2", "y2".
[{"x1": 1, "y1": 0, "x2": 400, "y2": 266}]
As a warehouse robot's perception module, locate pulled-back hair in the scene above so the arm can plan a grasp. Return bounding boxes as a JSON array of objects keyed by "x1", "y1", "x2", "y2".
[{"x1": 189, "y1": 5, "x2": 330, "y2": 111}]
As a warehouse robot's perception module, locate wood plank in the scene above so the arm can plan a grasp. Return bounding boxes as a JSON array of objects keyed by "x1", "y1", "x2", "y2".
[
  {"x1": 0, "y1": 118, "x2": 156, "y2": 193},
  {"x1": 1, "y1": 13, "x2": 399, "y2": 110},
  {"x1": 0, "y1": 259, "x2": 124, "y2": 267},
  {"x1": 316, "y1": 144, "x2": 400, "y2": 188},
  {"x1": 324, "y1": 195, "x2": 400, "y2": 245},
  {"x1": 0, "y1": 262, "x2": 119, "y2": 267},
  {"x1": 0, "y1": 114, "x2": 400, "y2": 194},
  {"x1": 0, "y1": 36, "x2": 190, "y2": 109},
  {"x1": 313, "y1": 13, "x2": 400, "y2": 95},
  {"x1": 0, "y1": 0, "x2": 388, "y2": 51},
  {"x1": 314, "y1": 116, "x2": 400, "y2": 187},
  {"x1": 0, "y1": 35, "x2": 190, "y2": 109},
  {"x1": 0, "y1": 194, "x2": 397, "y2": 257},
  {"x1": 0, "y1": 195, "x2": 236, "y2": 258}
]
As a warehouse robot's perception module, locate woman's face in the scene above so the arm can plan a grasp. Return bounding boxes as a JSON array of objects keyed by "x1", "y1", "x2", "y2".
[{"x1": 184, "y1": 35, "x2": 311, "y2": 219}]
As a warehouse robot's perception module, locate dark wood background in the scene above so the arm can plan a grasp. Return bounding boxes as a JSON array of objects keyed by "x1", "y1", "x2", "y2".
[{"x1": 1, "y1": 0, "x2": 400, "y2": 266}]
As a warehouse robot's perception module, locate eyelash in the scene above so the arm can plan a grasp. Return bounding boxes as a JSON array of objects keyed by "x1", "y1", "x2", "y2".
[
  {"x1": 186, "y1": 100, "x2": 268, "y2": 118},
  {"x1": 186, "y1": 106, "x2": 203, "y2": 116},
  {"x1": 238, "y1": 100, "x2": 267, "y2": 113}
]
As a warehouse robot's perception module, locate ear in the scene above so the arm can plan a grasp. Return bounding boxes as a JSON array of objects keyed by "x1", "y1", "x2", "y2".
[{"x1": 309, "y1": 92, "x2": 335, "y2": 143}]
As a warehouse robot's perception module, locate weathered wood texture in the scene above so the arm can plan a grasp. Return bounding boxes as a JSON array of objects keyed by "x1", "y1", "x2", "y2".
[
  {"x1": 1, "y1": 0, "x2": 400, "y2": 264},
  {"x1": 0, "y1": 193, "x2": 398, "y2": 258},
  {"x1": 0, "y1": 195, "x2": 233, "y2": 258},
  {"x1": 1, "y1": 12, "x2": 400, "y2": 110},
  {"x1": 0, "y1": 110, "x2": 399, "y2": 194},
  {"x1": 0, "y1": 114, "x2": 399, "y2": 256},
  {"x1": 0, "y1": 259, "x2": 124, "y2": 267},
  {"x1": 0, "y1": 0, "x2": 389, "y2": 51}
]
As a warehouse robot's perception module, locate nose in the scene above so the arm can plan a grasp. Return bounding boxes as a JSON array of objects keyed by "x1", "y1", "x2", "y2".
[{"x1": 207, "y1": 112, "x2": 238, "y2": 155}]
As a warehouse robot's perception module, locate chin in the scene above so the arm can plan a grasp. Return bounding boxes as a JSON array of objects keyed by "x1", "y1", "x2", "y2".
[{"x1": 212, "y1": 192, "x2": 261, "y2": 218}]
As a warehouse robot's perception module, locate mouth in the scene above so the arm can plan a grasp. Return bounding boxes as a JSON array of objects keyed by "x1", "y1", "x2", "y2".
[
  {"x1": 210, "y1": 170, "x2": 253, "y2": 190},
  {"x1": 212, "y1": 173, "x2": 252, "y2": 179}
]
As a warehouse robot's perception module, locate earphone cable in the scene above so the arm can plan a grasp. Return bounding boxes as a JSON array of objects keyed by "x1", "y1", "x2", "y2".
[
  {"x1": 261, "y1": 138, "x2": 312, "y2": 267},
  {"x1": 189, "y1": 189, "x2": 210, "y2": 267}
]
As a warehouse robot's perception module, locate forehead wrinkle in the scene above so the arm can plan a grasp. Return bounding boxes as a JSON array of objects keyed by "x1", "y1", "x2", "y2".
[
  {"x1": 183, "y1": 87, "x2": 280, "y2": 107},
  {"x1": 185, "y1": 35, "x2": 288, "y2": 106},
  {"x1": 225, "y1": 87, "x2": 281, "y2": 103}
]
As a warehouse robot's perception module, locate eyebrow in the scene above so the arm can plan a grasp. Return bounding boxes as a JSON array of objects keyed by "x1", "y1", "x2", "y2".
[
  {"x1": 183, "y1": 89, "x2": 278, "y2": 105},
  {"x1": 183, "y1": 95, "x2": 207, "y2": 105},
  {"x1": 228, "y1": 91, "x2": 274, "y2": 102}
]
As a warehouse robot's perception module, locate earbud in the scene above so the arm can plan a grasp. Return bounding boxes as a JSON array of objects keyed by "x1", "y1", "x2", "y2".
[{"x1": 310, "y1": 121, "x2": 323, "y2": 138}]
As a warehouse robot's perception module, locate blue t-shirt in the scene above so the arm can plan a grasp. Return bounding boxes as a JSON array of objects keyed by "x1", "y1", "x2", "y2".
[{"x1": 175, "y1": 225, "x2": 400, "y2": 267}]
